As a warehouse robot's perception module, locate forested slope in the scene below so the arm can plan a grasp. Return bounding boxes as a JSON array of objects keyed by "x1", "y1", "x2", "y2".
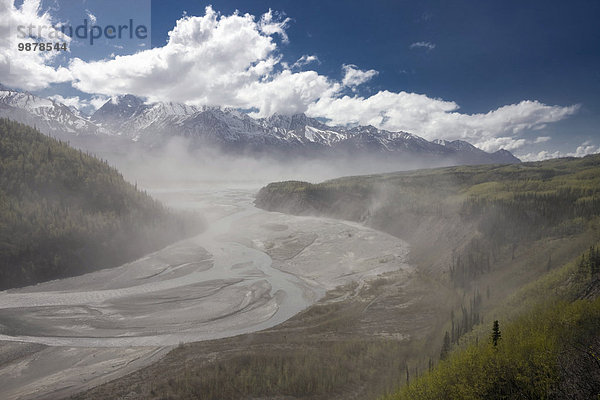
[
  {"x1": 256, "y1": 156, "x2": 600, "y2": 399},
  {"x1": 0, "y1": 118, "x2": 201, "y2": 289},
  {"x1": 256, "y1": 156, "x2": 600, "y2": 281}
]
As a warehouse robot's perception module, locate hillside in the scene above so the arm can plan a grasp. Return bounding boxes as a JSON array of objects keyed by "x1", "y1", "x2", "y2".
[
  {"x1": 386, "y1": 246, "x2": 600, "y2": 400},
  {"x1": 256, "y1": 156, "x2": 600, "y2": 277},
  {"x1": 0, "y1": 118, "x2": 202, "y2": 290},
  {"x1": 255, "y1": 156, "x2": 600, "y2": 399},
  {"x1": 72, "y1": 156, "x2": 600, "y2": 400}
]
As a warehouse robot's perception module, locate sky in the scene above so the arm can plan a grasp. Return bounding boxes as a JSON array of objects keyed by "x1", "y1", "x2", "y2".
[{"x1": 1, "y1": 0, "x2": 599, "y2": 160}]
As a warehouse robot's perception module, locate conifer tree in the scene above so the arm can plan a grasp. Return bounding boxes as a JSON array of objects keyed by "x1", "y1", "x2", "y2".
[
  {"x1": 440, "y1": 331, "x2": 451, "y2": 360},
  {"x1": 491, "y1": 320, "x2": 501, "y2": 347}
]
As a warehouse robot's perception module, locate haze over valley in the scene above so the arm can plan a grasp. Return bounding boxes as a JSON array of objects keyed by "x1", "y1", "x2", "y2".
[{"x1": 1, "y1": 1, "x2": 600, "y2": 399}]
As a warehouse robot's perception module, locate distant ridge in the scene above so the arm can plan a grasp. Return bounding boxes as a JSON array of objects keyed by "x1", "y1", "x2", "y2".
[{"x1": 0, "y1": 86, "x2": 520, "y2": 165}]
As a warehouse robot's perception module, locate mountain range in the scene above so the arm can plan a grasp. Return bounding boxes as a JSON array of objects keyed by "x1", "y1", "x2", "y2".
[{"x1": 0, "y1": 85, "x2": 520, "y2": 164}]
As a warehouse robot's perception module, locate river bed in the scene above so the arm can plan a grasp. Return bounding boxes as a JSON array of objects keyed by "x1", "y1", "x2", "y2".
[{"x1": 0, "y1": 187, "x2": 411, "y2": 399}]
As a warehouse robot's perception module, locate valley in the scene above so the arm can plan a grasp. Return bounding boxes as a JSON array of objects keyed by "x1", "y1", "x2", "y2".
[
  {"x1": 1, "y1": 134, "x2": 599, "y2": 399},
  {"x1": 1, "y1": 1, "x2": 598, "y2": 398},
  {"x1": 58, "y1": 155, "x2": 600, "y2": 399},
  {"x1": 0, "y1": 186, "x2": 417, "y2": 399}
]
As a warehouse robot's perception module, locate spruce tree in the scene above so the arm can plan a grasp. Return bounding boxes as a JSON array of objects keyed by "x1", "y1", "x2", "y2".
[
  {"x1": 440, "y1": 331, "x2": 451, "y2": 360},
  {"x1": 491, "y1": 320, "x2": 501, "y2": 347}
]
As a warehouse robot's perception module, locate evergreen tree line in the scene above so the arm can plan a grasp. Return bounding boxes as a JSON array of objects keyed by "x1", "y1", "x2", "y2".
[
  {"x1": 388, "y1": 290, "x2": 600, "y2": 400},
  {"x1": 579, "y1": 246, "x2": 600, "y2": 275},
  {"x1": 464, "y1": 187, "x2": 600, "y2": 246},
  {"x1": 440, "y1": 289, "x2": 483, "y2": 360},
  {"x1": 0, "y1": 118, "x2": 202, "y2": 289},
  {"x1": 449, "y1": 241, "x2": 493, "y2": 288}
]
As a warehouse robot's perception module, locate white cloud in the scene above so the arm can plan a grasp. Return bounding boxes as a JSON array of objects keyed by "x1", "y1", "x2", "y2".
[
  {"x1": 291, "y1": 54, "x2": 319, "y2": 69},
  {"x1": 410, "y1": 41, "x2": 436, "y2": 50},
  {"x1": 89, "y1": 95, "x2": 108, "y2": 110},
  {"x1": 69, "y1": 6, "x2": 299, "y2": 111},
  {"x1": 258, "y1": 9, "x2": 290, "y2": 43},
  {"x1": 308, "y1": 93, "x2": 579, "y2": 152},
  {"x1": 48, "y1": 94, "x2": 81, "y2": 108},
  {"x1": 519, "y1": 142, "x2": 600, "y2": 161},
  {"x1": 85, "y1": 9, "x2": 96, "y2": 25},
  {"x1": 241, "y1": 69, "x2": 335, "y2": 117},
  {"x1": 0, "y1": 3, "x2": 580, "y2": 153},
  {"x1": 477, "y1": 135, "x2": 552, "y2": 151},
  {"x1": 476, "y1": 137, "x2": 528, "y2": 152},
  {"x1": 519, "y1": 150, "x2": 562, "y2": 161},
  {"x1": 473, "y1": 136, "x2": 550, "y2": 152},
  {"x1": 534, "y1": 136, "x2": 551, "y2": 143},
  {"x1": 307, "y1": 90, "x2": 458, "y2": 127},
  {"x1": 341, "y1": 64, "x2": 378, "y2": 87},
  {"x1": 573, "y1": 143, "x2": 600, "y2": 157},
  {"x1": 0, "y1": 0, "x2": 72, "y2": 90},
  {"x1": 473, "y1": 135, "x2": 552, "y2": 154},
  {"x1": 48, "y1": 93, "x2": 108, "y2": 113}
]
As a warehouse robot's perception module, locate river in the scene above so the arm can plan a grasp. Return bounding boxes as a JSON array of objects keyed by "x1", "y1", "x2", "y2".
[{"x1": 0, "y1": 186, "x2": 411, "y2": 399}]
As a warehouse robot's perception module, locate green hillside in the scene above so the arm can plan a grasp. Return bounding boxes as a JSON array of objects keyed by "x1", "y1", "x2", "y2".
[
  {"x1": 0, "y1": 118, "x2": 201, "y2": 289},
  {"x1": 385, "y1": 245, "x2": 600, "y2": 400},
  {"x1": 255, "y1": 156, "x2": 600, "y2": 399}
]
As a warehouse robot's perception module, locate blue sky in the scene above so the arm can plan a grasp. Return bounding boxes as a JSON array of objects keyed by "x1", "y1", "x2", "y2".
[
  {"x1": 151, "y1": 0, "x2": 599, "y2": 111},
  {"x1": 3, "y1": 0, "x2": 600, "y2": 160}
]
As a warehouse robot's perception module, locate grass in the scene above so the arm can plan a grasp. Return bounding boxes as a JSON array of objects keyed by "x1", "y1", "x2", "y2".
[{"x1": 384, "y1": 246, "x2": 600, "y2": 400}]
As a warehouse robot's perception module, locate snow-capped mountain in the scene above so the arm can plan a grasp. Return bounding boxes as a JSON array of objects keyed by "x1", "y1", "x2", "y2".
[
  {"x1": 0, "y1": 87, "x2": 103, "y2": 137},
  {"x1": 88, "y1": 94, "x2": 518, "y2": 163},
  {"x1": 91, "y1": 94, "x2": 146, "y2": 127},
  {"x1": 0, "y1": 87, "x2": 520, "y2": 164}
]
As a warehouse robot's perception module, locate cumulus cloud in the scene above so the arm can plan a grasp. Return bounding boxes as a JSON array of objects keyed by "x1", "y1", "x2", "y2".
[
  {"x1": 476, "y1": 137, "x2": 528, "y2": 152},
  {"x1": 48, "y1": 94, "x2": 82, "y2": 108},
  {"x1": 474, "y1": 135, "x2": 551, "y2": 153},
  {"x1": 410, "y1": 41, "x2": 436, "y2": 50},
  {"x1": 0, "y1": 0, "x2": 71, "y2": 90},
  {"x1": 519, "y1": 150, "x2": 561, "y2": 161},
  {"x1": 1, "y1": 2, "x2": 581, "y2": 153},
  {"x1": 341, "y1": 64, "x2": 378, "y2": 87},
  {"x1": 572, "y1": 143, "x2": 600, "y2": 157},
  {"x1": 308, "y1": 90, "x2": 457, "y2": 127},
  {"x1": 308, "y1": 93, "x2": 579, "y2": 152},
  {"x1": 240, "y1": 69, "x2": 335, "y2": 117},
  {"x1": 48, "y1": 93, "x2": 108, "y2": 113},
  {"x1": 258, "y1": 9, "x2": 290, "y2": 43},
  {"x1": 519, "y1": 142, "x2": 600, "y2": 161},
  {"x1": 69, "y1": 6, "x2": 301, "y2": 112}
]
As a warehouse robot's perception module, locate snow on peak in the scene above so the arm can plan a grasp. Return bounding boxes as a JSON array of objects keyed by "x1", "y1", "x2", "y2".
[
  {"x1": 303, "y1": 125, "x2": 347, "y2": 145},
  {"x1": 0, "y1": 87, "x2": 520, "y2": 164}
]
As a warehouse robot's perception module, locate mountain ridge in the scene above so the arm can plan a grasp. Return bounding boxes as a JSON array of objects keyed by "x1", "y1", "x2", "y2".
[{"x1": 0, "y1": 87, "x2": 520, "y2": 164}]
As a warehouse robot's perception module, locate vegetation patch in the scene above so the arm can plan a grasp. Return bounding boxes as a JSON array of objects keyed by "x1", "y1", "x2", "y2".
[{"x1": 0, "y1": 119, "x2": 202, "y2": 289}]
